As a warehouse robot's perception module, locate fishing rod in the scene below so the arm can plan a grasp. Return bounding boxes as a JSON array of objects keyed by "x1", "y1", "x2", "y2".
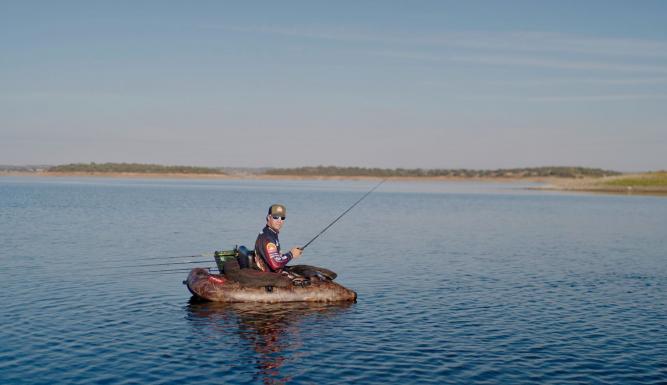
[
  {"x1": 17, "y1": 254, "x2": 214, "y2": 269},
  {"x1": 31, "y1": 262, "x2": 218, "y2": 277},
  {"x1": 300, "y1": 178, "x2": 386, "y2": 250},
  {"x1": 89, "y1": 260, "x2": 213, "y2": 269},
  {"x1": 25, "y1": 179, "x2": 386, "y2": 275},
  {"x1": 11, "y1": 255, "x2": 214, "y2": 273},
  {"x1": 96, "y1": 253, "x2": 213, "y2": 263},
  {"x1": 81, "y1": 267, "x2": 219, "y2": 279}
]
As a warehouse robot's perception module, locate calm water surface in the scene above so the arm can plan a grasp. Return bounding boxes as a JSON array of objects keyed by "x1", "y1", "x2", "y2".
[{"x1": 1, "y1": 177, "x2": 665, "y2": 384}]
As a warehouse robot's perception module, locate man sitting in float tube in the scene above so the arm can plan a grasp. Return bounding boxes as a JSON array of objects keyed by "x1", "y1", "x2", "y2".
[{"x1": 247, "y1": 204, "x2": 303, "y2": 273}]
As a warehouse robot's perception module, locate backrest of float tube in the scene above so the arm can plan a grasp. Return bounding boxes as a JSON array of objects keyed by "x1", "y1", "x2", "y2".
[{"x1": 236, "y1": 245, "x2": 254, "y2": 269}]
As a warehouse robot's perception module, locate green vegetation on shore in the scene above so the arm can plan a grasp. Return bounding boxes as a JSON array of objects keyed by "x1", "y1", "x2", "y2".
[
  {"x1": 264, "y1": 166, "x2": 620, "y2": 178},
  {"x1": 542, "y1": 171, "x2": 667, "y2": 195},
  {"x1": 48, "y1": 162, "x2": 224, "y2": 174},
  {"x1": 601, "y1": 171, "x2": 667, "y2": 187}
]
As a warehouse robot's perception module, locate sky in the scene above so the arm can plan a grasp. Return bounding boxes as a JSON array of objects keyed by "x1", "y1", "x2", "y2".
[{"x1": 1, "y1": 1, "x2": 666, "y2": 171}]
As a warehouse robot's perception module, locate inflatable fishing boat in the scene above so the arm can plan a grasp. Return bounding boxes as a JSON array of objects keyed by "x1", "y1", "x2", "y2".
[{"x1": 184, "y1": 248, "x2": 357, "y2": 303}]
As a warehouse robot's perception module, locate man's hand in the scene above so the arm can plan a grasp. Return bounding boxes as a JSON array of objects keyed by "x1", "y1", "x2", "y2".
[{"x1": 291, "y1": 247, "x2": 303, "y2": 258}]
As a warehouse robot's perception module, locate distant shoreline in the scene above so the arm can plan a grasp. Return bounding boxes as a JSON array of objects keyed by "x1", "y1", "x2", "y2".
[
  {"x1": 0, "y1": 171, "x2": 236, "y2": 180},
  {"x1": 2, "y1": 170, "x2": 666, "y2": 196},
  {"x1": 0, "y1": 170, "x2": 531, "y2": 182}
]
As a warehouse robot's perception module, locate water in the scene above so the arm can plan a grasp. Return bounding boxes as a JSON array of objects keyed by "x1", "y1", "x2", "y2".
[{"x1": 1, "y1": 176, "x2": 665, "y2": 384}]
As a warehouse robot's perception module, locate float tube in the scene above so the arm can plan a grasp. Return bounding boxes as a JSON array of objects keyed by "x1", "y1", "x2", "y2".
[{"x1": 184, "y1": 249, "x2": 357, "y2": 303}]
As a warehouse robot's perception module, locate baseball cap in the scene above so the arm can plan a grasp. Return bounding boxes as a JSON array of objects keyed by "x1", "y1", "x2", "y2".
[{"x1": 268, "y1": 204, "x2": 286, "y2": 217}]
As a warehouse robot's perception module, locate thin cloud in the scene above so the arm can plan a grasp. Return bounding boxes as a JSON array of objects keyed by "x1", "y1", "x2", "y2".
[
  {"x1": 209, "y1": 24, "x2": 667, "y2": 58},
  {"x1": 208, "y1": 24, "x2": 667, "y2": 75},
  {"x1": 462, "y1": 93, "x2": 667, "y2": 102},
  {"x1": 433, "y1": 31, "x2": 667, "y2": 58},
  {"x1": 487, "y1": 77, "x2": 667, "y2": 87},
  {"x1": 450, "y1": 54, "x2": 667, "y2": 73},
  {"x1": 372, "y1": 50, "x2": 667, "y2": 74},
  {"x1": 204, "y1": 24, "x2": 389, "y2": 44},
  {"x1": 526, "y1": 93, "x2": 667, "y2": 102}
]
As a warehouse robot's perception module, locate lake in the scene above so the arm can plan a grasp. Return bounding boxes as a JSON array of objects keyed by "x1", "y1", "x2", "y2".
[{"x1": 1, "y1": 176, "x2": 665, "y2": 384}]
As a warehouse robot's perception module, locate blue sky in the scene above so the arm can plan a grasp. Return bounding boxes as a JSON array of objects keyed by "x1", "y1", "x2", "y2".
[{"x1": 1, "y1": 1, "x2": 666, "y2": 171}]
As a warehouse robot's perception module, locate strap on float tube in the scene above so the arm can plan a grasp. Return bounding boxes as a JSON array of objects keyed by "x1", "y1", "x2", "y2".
[{"x1": 300, "y1": 178, "x2": 386, "y2": 250}]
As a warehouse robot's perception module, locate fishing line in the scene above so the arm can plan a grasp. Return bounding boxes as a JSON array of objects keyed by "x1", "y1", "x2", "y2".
[
  {"x1": 93, "y1": 260, "x2": 213, "y2": 269},
  {"x1": 16, "y1": 257, "x2": 215, "y2": 274},
  {"x1": 94, "y1": 253, "x2": 213, "y2": 263},
  {"x1": 301, "y1": 178, "x2": 386, "y2": 250},
  {"x1": 81, "y1": 267, "x2": 219, "y2": 279},
  {"x1": 17, "y1": 254, "x2": 214, "y2": 270}
]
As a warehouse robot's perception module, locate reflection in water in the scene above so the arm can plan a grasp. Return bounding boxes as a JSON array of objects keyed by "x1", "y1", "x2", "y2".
[{"x1": 186, "y1": 298, "x2": 353, "y2": 384}]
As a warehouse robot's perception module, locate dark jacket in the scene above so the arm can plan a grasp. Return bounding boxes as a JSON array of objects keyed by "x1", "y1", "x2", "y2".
[{"x1": 254, "y1": 225, "x2": 293, "y2": 272}]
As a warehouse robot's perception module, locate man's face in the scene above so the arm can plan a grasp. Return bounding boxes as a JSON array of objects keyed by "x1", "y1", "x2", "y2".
[{"x1": 267, "y1": 214, "x2": 285, "y2": 232}]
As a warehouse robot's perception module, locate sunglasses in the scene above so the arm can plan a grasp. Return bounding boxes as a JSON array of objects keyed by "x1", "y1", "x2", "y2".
[{"x1": 271, "y1": 215, "x2": 286, "y2": 221}]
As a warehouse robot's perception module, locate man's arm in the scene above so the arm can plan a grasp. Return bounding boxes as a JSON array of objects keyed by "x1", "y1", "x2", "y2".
[{"x1": 262, "y1": 239, "x2": 292, "y2": 271}]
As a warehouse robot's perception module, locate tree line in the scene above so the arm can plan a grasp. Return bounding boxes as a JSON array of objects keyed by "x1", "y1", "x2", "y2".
[
  {"x1": 264, "y1": 166, "x2": 621, "y2": 178},
  {"x1": 48, "y1": 163, "x2": 225, "y2": 174},
  {"x1": 40, "y1": 163, "x2": 623, "y2": 178}
]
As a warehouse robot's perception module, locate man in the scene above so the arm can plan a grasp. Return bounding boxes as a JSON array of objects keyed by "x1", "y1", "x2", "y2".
[{"x1": 253, "y1": 204, "x2": 302, "y2": 273}]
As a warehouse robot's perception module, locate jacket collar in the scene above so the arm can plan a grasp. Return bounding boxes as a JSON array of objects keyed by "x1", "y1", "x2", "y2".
[{"x1": 264, "y1": 225, "x2": 279, "y2": 235}]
